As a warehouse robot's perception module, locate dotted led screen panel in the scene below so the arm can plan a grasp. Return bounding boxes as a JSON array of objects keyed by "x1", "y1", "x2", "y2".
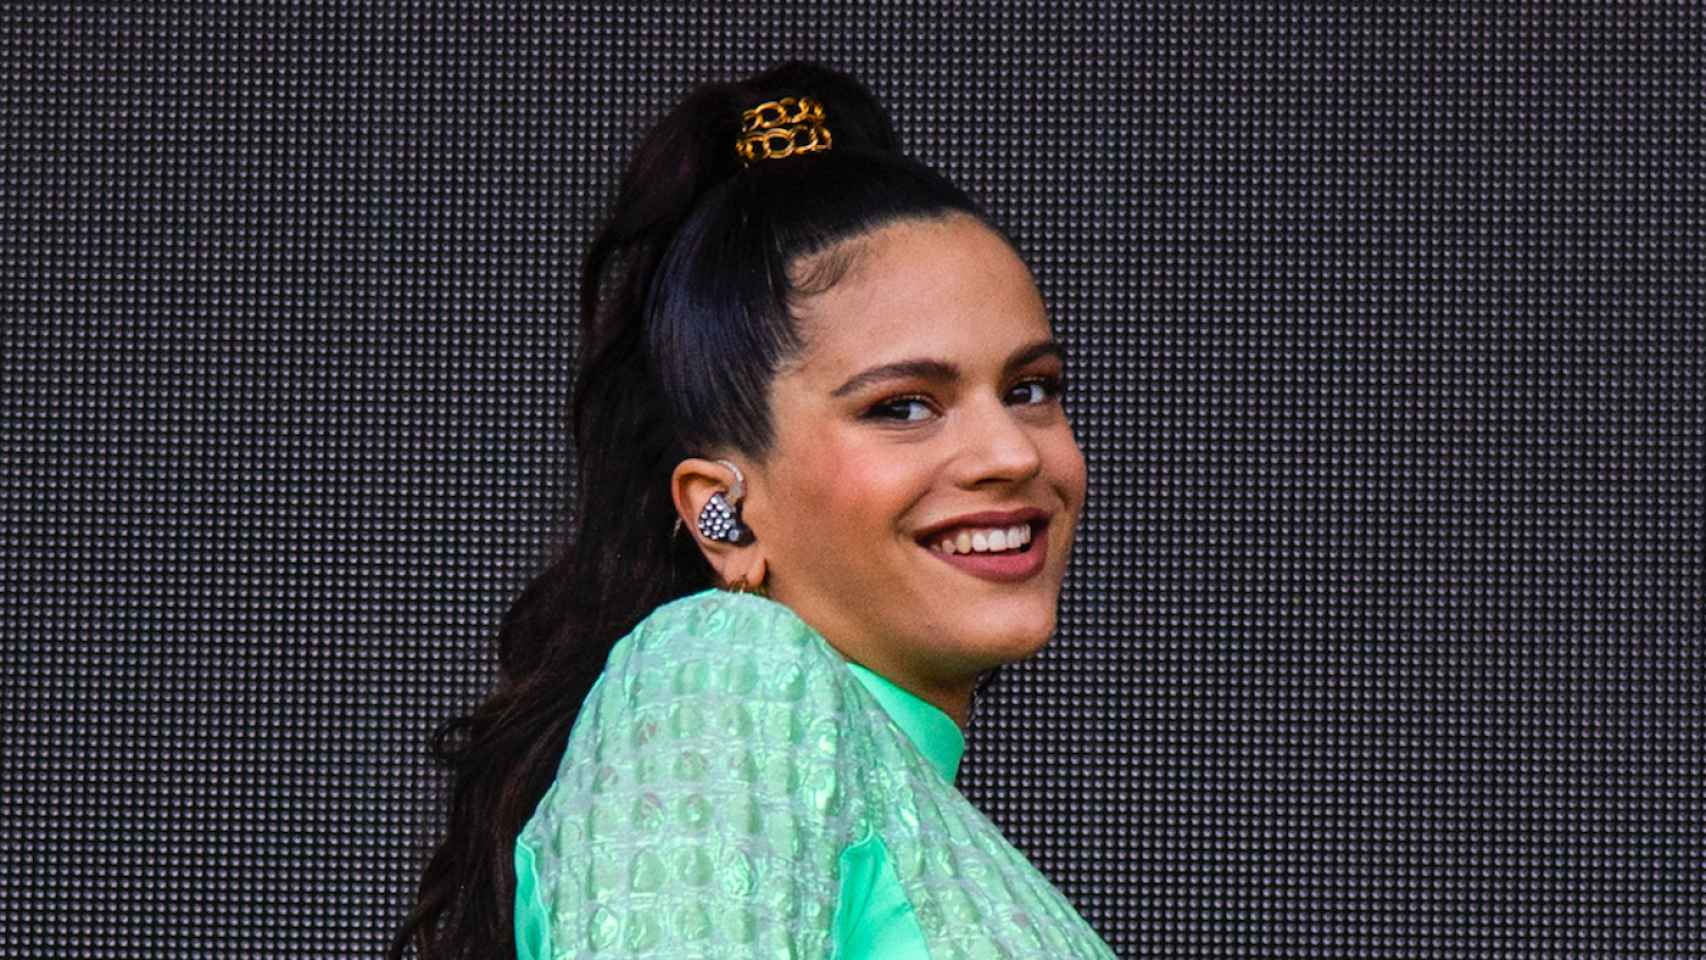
[{"x1": 3, "y1": 3, "x2": 1701, "y2": 957}]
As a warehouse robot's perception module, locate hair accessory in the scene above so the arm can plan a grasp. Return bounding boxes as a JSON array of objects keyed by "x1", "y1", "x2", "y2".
[
  {"x1": 696, "y1": 459, "x2": 751, "y2": 543},
  {"x1": 736, "y1": 96, "x2": 833, "y2": 164}
]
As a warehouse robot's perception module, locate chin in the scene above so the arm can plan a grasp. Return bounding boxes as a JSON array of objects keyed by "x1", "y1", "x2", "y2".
[{"x1": 955, "y1": 603, "x2": 1059, "y2": 667}]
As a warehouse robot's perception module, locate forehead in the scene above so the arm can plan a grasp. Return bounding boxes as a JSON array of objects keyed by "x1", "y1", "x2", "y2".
[{"x1": 783, "y1": 215, "x2": 1050, "y2": 383}]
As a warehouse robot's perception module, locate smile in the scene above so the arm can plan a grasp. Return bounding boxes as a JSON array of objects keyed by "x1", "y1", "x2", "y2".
[
  {"x1": 931, "y1": 523, "x2": 1033, "y2": 555},
  {"x1": 915, "y1": 511, "x2": 1050, "y2": 583}
]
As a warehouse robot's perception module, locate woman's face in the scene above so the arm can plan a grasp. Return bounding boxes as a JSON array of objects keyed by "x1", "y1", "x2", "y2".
[{"x1": 741, "y1": 214, "x2": 1087, "y2": 719}]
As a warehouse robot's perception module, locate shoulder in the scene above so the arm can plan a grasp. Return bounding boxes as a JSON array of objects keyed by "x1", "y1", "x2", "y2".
[
  {"x1": 516, "y1": 590, "x2": 880, "y2": 957},
  {"x1": 532, "y1": 589, "x2": 876, "y2": 832},
  {"x1": 625, "y1": 588, "x2": 831, "y2": 661},
  {"x1": 598, "y1": 588, "x2": 851, "y2": 714}
]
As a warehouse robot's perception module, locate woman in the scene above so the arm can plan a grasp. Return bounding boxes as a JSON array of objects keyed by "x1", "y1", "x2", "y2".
[{"x1": 394, "y1": 62, "x2": 1115, "y2": 959}]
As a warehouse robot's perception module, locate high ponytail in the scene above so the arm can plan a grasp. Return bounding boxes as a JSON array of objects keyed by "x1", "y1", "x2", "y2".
[{"x1": 392, "y1": 62, "x2": 985, "y2": 959}]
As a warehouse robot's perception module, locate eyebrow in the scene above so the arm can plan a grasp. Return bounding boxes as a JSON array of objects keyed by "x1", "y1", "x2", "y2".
[{"x1": 829, "y1": 339, "x2": 1066, "y2": 398}]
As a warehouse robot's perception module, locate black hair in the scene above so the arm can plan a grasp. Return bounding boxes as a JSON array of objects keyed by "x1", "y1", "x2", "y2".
[{"x1": 391, "y1": 61, "x2": 985, "y2": 959}]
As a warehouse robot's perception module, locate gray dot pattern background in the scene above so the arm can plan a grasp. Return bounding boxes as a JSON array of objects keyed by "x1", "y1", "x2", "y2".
[{"x1": 2, "y1": 3, "x2": 1701, "y2": 957}]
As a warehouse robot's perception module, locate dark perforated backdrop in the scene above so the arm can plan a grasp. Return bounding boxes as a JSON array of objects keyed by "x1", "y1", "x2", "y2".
[{"x1": 4, "y1": 3, "x2": 1701, "y2": 957}]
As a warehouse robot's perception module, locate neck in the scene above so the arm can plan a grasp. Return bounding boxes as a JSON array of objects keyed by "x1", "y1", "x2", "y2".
[
  {"x1": 889, "y1": 673, "x2": 974, "y2": 729},
  {"x1": 930, "y1": 686, "x2": 973, "y2": 729},
  {"x1": 763, "y1": 588, "x2": 978, "y2": 727},
  {"x1": 832, "y1": 640, "x2": 975, "y2": 728}
]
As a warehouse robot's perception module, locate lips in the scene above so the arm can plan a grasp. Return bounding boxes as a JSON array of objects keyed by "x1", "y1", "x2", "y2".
[
  {"x1": 914, "y1": 508, "x2": 1051, "y2": 583},
  {"x1": 913, "y1": 508, "x2": 1049, "y2": 547},
  {"x1": 931, "y1": 521, "x2": 1034, "y2": 556}
]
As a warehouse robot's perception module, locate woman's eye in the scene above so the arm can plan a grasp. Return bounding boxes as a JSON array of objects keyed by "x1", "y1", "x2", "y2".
[
  {"x1": 1006, "y1": 376, "x2": 1063, "y2": 406},
  {"x1": 865, "y1": 396, "x2": 935, "y2": 422}
]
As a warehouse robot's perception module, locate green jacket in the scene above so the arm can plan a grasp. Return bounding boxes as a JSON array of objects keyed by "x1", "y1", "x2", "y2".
[{"x1": 515, "y1": 589, "x2": 1116, "y2": 958}]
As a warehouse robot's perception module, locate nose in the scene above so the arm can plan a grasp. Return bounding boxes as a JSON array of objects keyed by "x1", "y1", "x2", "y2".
[{"x1": 949, "y1": 397, "x2": 1044, "y2": 488}]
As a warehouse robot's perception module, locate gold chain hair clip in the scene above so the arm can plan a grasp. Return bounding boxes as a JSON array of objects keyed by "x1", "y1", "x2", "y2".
[{"x1": 736, "y1": 96, "x2": 833, "y2": 164}]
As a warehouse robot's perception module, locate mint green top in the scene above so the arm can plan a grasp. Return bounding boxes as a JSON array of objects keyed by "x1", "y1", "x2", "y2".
[{"x1": 515, "y1": 589, "x2": 1116, "y2": 959}]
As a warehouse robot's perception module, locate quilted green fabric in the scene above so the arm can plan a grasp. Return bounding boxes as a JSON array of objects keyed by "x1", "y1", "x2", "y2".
[{"x1": 515, "y1": 589, "x2": 1116, "y2": 959}]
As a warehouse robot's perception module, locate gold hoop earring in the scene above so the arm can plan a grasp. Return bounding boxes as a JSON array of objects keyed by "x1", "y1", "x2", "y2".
[{"x1": 728, "y1": 573, "x2": 768, "y2": 597}]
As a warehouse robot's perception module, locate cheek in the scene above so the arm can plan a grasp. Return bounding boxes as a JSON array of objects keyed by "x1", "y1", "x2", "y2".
[
  {"x1": 1045, "y1": 435, "x2": 1089, "y2": 559},
  {"x1": 1047, "y1": 427, "x2": 1089, "y2": 513},
  {"x1": 767, "y1": 428, "x2": 929, "y2": 559},
  {"x1": 804, "y1": 437, "x2": 920, "y2": 529}
]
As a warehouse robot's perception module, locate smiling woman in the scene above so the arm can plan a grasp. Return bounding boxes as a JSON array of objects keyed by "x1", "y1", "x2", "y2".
[
  {"x1": 734, "y1": 216, "x2": 1087, "y2": 725},
  {"x1": 392, "y1": 62, "x2": 1114, "y2": 960}
]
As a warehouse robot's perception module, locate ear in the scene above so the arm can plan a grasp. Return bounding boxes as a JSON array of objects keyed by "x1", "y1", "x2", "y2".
[{"x1": 672, "y1": 457, "x2": 769, "y2": 590}]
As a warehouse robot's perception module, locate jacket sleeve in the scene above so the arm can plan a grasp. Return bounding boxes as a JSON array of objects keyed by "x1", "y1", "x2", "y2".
[{"x1": 515, "y1": 593, "x2": 859, "y2": 960}]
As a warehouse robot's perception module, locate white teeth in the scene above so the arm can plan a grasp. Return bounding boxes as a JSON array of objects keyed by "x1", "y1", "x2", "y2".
[{"x1": 933, "y1": 523, "x2": 1034, "y2": 555}]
